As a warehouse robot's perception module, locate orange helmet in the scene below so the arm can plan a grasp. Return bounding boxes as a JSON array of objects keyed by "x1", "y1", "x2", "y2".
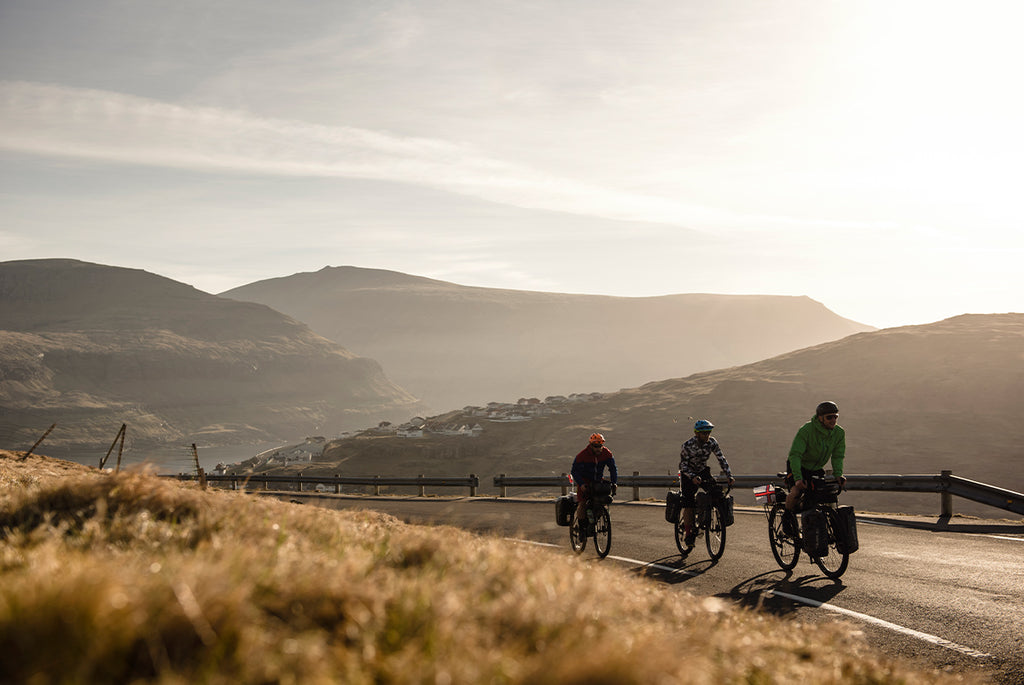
[{"x1": 589, "y1": 432, "x2": 605, "y2": 445}]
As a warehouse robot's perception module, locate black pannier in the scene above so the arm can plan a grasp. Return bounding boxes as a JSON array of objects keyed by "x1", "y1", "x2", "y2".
[
  {"x1": 721, "y1": 494, "x2": 735, "y2": 527},
  {"x1": 836, "y1": 505, "x2": 859, "y2": 554},
  {"x1": 800, "y1": 509, "x2": 829, "y2": 557},
  {"x1": 591, "y1": 480, "x2": 614, "y2": 505},
  {"x1": 555, "y1": 495, "x2": 575, "y2": 527},
  {"x1": 665, "y1": 490, "x2": 682, "y2": 523}
]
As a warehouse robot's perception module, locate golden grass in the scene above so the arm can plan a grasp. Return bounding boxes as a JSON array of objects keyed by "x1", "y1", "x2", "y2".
[{"x1": 0, "y1": 451, "x2": 984, "y2": 684}]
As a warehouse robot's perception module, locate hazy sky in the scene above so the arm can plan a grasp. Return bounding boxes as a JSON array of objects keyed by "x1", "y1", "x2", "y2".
[{"x1": 2, "y1": 1, "x2": 1022, "y2": 330}]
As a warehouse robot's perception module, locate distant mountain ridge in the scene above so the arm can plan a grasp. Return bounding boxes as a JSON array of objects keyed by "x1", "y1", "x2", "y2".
[
  {"x1": 221, "y1": 265, "x2": 875, "y2": 412},
  {"x1": 0, "y1": 259, "x2": 422, "y2": 455}
]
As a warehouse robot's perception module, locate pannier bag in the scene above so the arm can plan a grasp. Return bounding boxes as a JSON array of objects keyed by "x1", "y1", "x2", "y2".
[
  {"x1": 835, "y1": 505, "x2": 859, "y2": 554},
  {"x1": 555, "y1": 495, "x2": 575, "y2": 527},
  {"x1": 665, "y1": 490, "x2": 683, "y2": 523},
  {"x1": 591, "y1": 480, "x2": 614, "y2": 505},
  {"x1": 721, "y1": 495, "x2": 735, "y2": 527},
  {"x1": 800, "y1": 509, "x2": 829, "y2": 557}
]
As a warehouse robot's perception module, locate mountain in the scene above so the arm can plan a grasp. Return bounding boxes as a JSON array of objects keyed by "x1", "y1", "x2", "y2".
[
  {"x1": 282, "y1": 313, "x2": 1024, "y2": 517},
  {"x1": 221, "y1": 266, "x2": 874, "y2": 412},
  {"x1": 0, "y1": 259, "x2": 422, "y2": 459}
]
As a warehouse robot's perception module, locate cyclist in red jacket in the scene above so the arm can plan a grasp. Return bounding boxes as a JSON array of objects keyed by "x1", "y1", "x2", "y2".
[{"x1": 571, "y1": 432, "x2": 618, "y2": 523}]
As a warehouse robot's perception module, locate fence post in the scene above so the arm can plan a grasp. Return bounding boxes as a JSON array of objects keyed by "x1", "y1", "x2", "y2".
[
  {"x1": 561, "y1": 473, "x2": 568, "y2": 496},
  {"x1": 418, "y1": 474, "x2": 425, "y2": 497},
  {"x1": 335, "y1": 474, "x2": 342, "y2": 494},
  {"x1": 499, "y1": 473, "x2": 507, "y2": 498},
  {"x1": 633, "y1": 471, "x2": 640, "y2": 501},
  {"x1": 469, "y1": 474, "x2": 477, "y2": 497},
  {"x1": 940, "y1": 470, "x2": 954, "y2": 517}
]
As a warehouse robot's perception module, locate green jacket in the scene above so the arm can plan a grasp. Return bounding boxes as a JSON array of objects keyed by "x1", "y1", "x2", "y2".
[{"x1": 788, "y1": 416, "x2": 845, "y2": 478}]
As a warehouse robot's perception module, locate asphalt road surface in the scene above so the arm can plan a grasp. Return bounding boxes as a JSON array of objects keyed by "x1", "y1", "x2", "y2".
[{"x1": 284, "y1": 493, "x2": 1024, "y2": 684}]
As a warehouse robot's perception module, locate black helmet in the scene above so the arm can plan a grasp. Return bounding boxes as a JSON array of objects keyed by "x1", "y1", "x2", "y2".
[{"x1": 816, "y1": 401, "x2": 839, "y2": 416}]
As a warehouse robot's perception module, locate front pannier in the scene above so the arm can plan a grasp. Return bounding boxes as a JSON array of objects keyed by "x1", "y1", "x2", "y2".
[
  {"x1": 800, "y1": 509, "x2": 829, "y2": 557},
  {"x1": 835, "y1": 505, "x2": 859, "y2": 554},
  {"x1": 665, "y1": 490, "x2": 682, "y2": 523},
  {"x1": 721, "y1": 494, "x2": 735, "y2": 527},
  {"x1": 555, "y1": 495, "x2": 575, "y2": 527}
]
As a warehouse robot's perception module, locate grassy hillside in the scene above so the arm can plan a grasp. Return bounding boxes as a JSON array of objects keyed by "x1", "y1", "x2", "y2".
[
  {"x1": 221, "y1": 265, "x2": 873, "y2": 412},
  {"x1": 0, "y1": 450, "x2": 982, "y2": 684}
]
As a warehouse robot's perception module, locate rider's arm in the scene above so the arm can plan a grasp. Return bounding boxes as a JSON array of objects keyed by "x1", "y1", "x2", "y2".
[
  {"x1": 787, "y1": 425, "x2": 809, "y2": 480},
  {"x1": 711, "y1": 440, "x2": 732, "y2": 479},
  {"x1": 831, "y1": 427, "x2": 846, "y2": 479},
  {"x1": 606, "y1": 454, "x2": 618, "y2": 484}
]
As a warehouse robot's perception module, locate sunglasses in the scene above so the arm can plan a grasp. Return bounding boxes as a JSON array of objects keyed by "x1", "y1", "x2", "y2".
[{"x1": 822, "y1": 414, "x2": 839, "y2": 420}]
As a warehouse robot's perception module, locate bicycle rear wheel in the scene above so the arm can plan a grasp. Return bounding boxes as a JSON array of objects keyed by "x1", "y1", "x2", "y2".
[
  {"x1": 593, "y1": 507, "x2": 612, "y2": 558},
  {"x1": 768, "y1": 504, "x2": 800, "y2": 571},
  {"x1": 814, "y1": 508, "x2": 850, "y2": 579},
  {"x1": 570, "y1": 514, "x2": 586, "y2": 554},
  {"x1": 705, "y1": 504, "x2": 726, "y2": 560}
]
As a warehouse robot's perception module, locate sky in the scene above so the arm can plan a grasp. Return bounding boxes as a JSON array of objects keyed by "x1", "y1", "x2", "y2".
[{"x1": 1, "y1": 0, "x2": 1022, "y2": 330}]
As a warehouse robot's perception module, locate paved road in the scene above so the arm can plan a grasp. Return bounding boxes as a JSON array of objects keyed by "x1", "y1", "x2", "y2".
[{"x1": 286, "y1": 493, "x2": 1024, "y2": 684}]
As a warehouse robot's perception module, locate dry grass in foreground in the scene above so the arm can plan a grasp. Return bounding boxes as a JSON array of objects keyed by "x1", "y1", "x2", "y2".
[{"x1": 0, "y1": 450, "x2": 984, "y2": 685}]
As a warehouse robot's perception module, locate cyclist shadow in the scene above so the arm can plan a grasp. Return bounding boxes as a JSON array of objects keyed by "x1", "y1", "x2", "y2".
[
  {"x1": 719, "y1": 571, "x2": 847, "y2": 617},
  {"x1": 627, "y1": 553, "x2": 720, "y2": 585}
]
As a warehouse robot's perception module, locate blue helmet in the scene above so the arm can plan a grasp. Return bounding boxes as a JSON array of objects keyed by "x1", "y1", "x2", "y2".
[{"x1": 694, "y1": 419, "x2": 714, "y2": 433}]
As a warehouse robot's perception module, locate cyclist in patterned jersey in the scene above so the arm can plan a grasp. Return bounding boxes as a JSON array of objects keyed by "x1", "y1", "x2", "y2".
[{"x1": 678, "y1": 419, "x2": 734, "y2": 548}]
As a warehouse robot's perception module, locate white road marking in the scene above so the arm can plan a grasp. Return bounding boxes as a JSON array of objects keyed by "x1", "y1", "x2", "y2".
[
  {"x1": 766, "y1": 590, "x2": 993, "y2": 659},
  {"x1": 508, "y1": 538, "x2": 994, "y2": 659}
]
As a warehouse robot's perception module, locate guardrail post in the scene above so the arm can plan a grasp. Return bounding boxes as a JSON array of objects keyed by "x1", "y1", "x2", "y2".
[
  {"x1": 940, "y1": 470, "x2": 954, "y2": 517},
  {"x1": 469, "y1": 474, "x2": 477, "y2": 497},
  {"x1": 632, "y1": 471, "x2": 640, "y2": 501},
  {"x1": 418, "y1": 474, "x2": 425, "y2": 497},
  {"x1": 297, "y1": 472, "x2": 303, "y2": 493},
  {"x1": 334, "y1": 474, "x2": 341, "y2": 494},
  {"x1": 231, "y1": 478, "x2": 237, "y2": 491},
  {"x1": 374, "y1": 475, "x2": 381, "y2": 496},
  {"x1": 499, "y1": 473, "x2": 507, "y2": 498},
  {"x1": 561, "y1": 473, "x2": 568, "y2": 496}
]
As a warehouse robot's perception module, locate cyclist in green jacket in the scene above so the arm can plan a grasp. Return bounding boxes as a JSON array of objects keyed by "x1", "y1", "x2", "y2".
[{"x1": 785, "y1": 401, "x2": 846, "y2": 512}]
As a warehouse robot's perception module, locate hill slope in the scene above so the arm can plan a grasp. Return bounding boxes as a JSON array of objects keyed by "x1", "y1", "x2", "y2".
[
  {"x1": 0, "y1": 259, "x2": 422, "y2": 458},
  {"x1": 221, "y1": 265, "x2": 874, "y2": 412},
  {"x1": 296, "y1": 313, "x2": 1024, "y2": 516}
]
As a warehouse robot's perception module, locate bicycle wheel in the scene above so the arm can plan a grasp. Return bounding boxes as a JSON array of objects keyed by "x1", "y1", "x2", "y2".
[
  {"x1": 814, "y1": 508, "x2": 850, "y2": 580},
  {"x1": 768, "y1": 504, "x2": 800, "y2": 571},
  {"x1": 705, "y1": 503, "x2": 726, "y2": 560},
  {"x1": 569, "y1": 513, "x2": 586, "y2": 554},
  {"x1": 593, "y1": 506, "x2": 612, "y2": 558},
  {"x1": 674, "y1": 517, "x2": 689, "y2": 555}
]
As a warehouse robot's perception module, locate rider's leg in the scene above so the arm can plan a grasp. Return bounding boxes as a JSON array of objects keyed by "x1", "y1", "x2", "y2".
[
  {"x1": 785, "y1": 480, "x2": 805, "y2": 512},
  {"x1": 682, "y1": 507, "x2": 696, "y2": 546}
]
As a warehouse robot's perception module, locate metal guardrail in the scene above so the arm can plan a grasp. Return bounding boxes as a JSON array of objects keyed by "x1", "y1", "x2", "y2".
[
  {"x1": 492, "y1": 471, "x2": 1024, "y2": 517},
  {"x1": 167, "y1": 473, "x2": 480, "y2": 497}
]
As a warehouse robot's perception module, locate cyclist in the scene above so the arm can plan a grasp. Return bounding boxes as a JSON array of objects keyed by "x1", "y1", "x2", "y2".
[
  {"x1": 678, "y1": 419, "x2": 734, "y2": 548},
  {"x1": 785, "y1": 401, "x2": 846, "y2": 513},
  {"x1": 571, "y1": 432, "x2": 618, "y2": 524}
]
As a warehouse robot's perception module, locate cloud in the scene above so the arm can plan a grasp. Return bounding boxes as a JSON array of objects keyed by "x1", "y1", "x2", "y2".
[{"x1": 1, "y1": 81, "x2": 717, "y2": 225}]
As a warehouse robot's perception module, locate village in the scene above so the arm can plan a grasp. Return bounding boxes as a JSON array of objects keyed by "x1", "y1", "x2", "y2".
[{"x1": 215, "y1": 392, "x2": 605, "y2": 473}]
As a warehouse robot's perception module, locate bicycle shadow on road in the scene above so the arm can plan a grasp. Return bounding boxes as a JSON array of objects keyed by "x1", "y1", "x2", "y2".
[
  {"x1": 721, "y1": 571, "x2": 848, "y2": 617},
  {"x1": 626, "y1": 553, "x2": 719, "y2": 585}
]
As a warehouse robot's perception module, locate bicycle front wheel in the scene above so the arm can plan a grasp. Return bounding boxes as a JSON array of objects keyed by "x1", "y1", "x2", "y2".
[
  {"x1": 570, "y1": 515, "x2": 586, "y2": 554},
  {"x1": 593, "y1": 507, "x2": 612, "y2": 558},
  {"x1": 814, "y1": 508, "x2": 850, "y2": 580},
  {"x1": 768, "y1": 504, "x2": 800, "y2": 571},
  {"x1": 705, "y1": 504, "x2": 726, "y2": 560}
]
